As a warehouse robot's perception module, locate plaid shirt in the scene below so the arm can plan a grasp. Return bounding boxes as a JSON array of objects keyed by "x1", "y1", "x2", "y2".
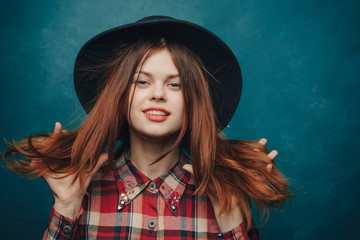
[{"x1": 43, "y1": 154, "x2": 259, "y2": 240}]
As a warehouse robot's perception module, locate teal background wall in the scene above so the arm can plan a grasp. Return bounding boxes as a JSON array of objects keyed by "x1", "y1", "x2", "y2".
[{"x1": 1, "y1": 0, "x2": 359, "y2": 239}]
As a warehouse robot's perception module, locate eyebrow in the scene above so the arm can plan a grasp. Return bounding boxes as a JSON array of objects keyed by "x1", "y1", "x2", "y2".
[{"x1": 135, "y1": 71, "x2": 180, "y2": 79}]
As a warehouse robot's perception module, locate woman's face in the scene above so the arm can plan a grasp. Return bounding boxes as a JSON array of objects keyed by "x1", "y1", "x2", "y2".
[{"x1": 127, "y1": 48, "x2": 185, "y2": 140}]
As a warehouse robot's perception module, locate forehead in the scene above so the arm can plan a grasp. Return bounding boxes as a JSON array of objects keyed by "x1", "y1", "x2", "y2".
[{"x1": 138, "y1": 49, "x2": 179, "y2": 74}]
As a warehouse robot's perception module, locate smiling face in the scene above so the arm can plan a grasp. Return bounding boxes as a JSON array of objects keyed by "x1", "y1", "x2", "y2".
[{"x1": 127, "y1": 48, "x2": 185, "y2": 141}]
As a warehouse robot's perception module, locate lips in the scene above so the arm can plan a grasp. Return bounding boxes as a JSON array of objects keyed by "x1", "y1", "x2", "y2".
[{"x1": 142, "y1": 108, "x2": 170, "y2": 122}]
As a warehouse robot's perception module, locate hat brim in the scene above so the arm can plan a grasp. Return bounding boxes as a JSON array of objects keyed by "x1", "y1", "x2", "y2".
[{"x1": 74, "y1": 16, "x2": 242, "y2": 130}]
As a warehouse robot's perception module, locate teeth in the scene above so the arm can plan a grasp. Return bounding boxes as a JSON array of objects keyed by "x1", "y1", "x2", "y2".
[{"x1": 144, "y1": 110, "x2": 168, "y2": 116}]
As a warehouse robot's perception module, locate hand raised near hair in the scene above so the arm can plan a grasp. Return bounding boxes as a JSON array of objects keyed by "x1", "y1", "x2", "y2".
[
  {"x1": 257, "y1": 138, "x2": 278, "y2": 172},
  {"x1": 183, "y1": 138, "x2": 278, "y2": 232},
  {"x1": 43, "y1": 122, "x2": 108, "y2": 219}
]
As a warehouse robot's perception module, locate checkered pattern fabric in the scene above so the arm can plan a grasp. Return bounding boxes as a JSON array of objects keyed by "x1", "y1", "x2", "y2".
[{"x1": 42, "y1": 154, "x2": 259, "y2": 239}]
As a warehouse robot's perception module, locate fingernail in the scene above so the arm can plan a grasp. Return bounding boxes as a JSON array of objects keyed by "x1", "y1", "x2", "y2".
[{"x1": 266, "y1": 164, "x2": 273, "y2": 172}]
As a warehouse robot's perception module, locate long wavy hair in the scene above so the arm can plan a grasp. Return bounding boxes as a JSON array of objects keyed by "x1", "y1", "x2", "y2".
[{"x1": 2, "y1": 38, "x2": 291, "y2": 230}]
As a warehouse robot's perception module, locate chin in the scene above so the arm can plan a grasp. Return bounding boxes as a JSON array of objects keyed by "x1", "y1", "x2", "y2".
[
  {"x1": 146, "y1": 131, "x2": 178, "y2": 139},
  {"x1": 140, "y1": 129, "x2": 181, "y2": 141}
]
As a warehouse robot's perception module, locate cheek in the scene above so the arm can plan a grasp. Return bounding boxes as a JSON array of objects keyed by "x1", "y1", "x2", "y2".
[
  {"x1": 127, "y1": 88, "x2": 140, "y2": 122},
  {"x1": 175, "y1": 95, "x2": 186, "y2": 120},
  {"x1": 128, "y1": 89, "x2": 144, "y2": 111},
  {"x1": 178, "y1": 94, "x2": 185, "y2": 112},
  {"x1": 127, "y1": 91, "x2": 150, "y2": 125},
  {"x1": 179, "y1": 95, "x2": 187, "y2": 125}
]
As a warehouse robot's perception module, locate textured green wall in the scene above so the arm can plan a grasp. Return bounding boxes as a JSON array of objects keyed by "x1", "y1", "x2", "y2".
[{"x1": 1, "y1": 0, "x2": 359, "y2": 239}]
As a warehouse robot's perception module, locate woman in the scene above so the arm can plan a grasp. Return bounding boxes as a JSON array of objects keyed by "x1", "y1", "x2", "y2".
[{"x1": 3, "y1": 16, "x2": 291, "y2": 239}]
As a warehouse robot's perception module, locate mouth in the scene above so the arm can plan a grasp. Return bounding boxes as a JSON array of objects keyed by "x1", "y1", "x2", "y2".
[
  {"x1": 142, "y1": 108, "x2": 170, "y2": 116},
  {"x1": 142, "y1": 108, "x2": 170, "y2": 121}
]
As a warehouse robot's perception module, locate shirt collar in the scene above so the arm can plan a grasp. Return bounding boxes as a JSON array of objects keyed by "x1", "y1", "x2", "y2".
[{"x1": 113, "y1": 152, "x2": 191, "y2": 216}]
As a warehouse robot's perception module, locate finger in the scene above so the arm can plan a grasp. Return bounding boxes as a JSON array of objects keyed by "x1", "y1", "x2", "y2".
[
  {"x1": 54, "y1": 122, "x2": 62, "y2": 135},
  {"x1": 254, "y1": 138, "x2": 267, "y2": 152},
  {"x1": 258, "y1": 138, "x2": 267, "y2": 145},
  {"x1": 266, "y1": 164, "x2": 273, "y2": 172},
  {"x1": 183, "y1": 164, "x2": 193, "y2": 174},
  {"x1": 267, "y1": 150, "x2": 278, "y2": 161}
]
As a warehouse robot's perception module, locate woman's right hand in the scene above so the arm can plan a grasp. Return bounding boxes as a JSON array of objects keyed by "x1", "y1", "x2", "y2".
[{"x1": 43, "y1": 122, "x2": 108, "y2": 219}]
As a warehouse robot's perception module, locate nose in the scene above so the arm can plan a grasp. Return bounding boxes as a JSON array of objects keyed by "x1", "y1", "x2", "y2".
[{"x1": 150, "y1": 84, "x2": 166, "y2": 102}]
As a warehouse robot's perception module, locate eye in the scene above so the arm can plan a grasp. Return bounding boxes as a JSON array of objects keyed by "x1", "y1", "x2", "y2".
[
  {"x1": 135, "y1": 80, "x2": 150, "y2": 87},
  {"x1": 167, "y1": 82, "x2": 181, "y2": 89}
]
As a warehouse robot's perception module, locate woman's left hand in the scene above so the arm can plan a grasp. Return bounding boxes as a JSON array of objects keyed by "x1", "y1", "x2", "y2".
[
  {"x1": 257, "y1": 138, "x2": 278, "y2": 172},
  {"x1": 183, "y1": 138, "x2": 277, "y2": 232}
]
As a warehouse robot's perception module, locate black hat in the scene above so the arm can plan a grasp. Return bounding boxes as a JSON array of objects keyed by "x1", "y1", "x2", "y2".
[{"x1": 74, "y1": 16, "x2": 242, "y2": 130}]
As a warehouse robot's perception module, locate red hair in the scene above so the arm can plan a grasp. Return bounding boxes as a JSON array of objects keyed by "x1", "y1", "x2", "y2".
[{"x1": 2, "y1": 38, "x2": 291, "y2": 230}]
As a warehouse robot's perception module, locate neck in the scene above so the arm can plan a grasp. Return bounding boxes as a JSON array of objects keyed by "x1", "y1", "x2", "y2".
[{"x1": 128, "y1": 130, "x2": 180, "y2": 180}]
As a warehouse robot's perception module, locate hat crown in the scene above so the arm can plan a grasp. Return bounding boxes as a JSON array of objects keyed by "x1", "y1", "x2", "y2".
[{"x1": 136, "y1": 16, "x2": 175, "y2": 23}]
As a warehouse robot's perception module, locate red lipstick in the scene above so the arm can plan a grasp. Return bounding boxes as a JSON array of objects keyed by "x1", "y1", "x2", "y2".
[{"x1": 142, "y1": 108, "x2": 170, "y2": 122}]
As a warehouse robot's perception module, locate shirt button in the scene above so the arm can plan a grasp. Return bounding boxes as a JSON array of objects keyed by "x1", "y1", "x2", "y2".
[
  {"x1": 63, "y1": 225, "x2": 72, "y2": 234},
  {"x1": 148, "y1": 219, "x2": 156, "y2": 229},
  {"x1": 217, "y1": 232, "x2": 225, "y2": 240},
  {"x1": 148, "y1": 182, "x2": 156, "y2": 191}
]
